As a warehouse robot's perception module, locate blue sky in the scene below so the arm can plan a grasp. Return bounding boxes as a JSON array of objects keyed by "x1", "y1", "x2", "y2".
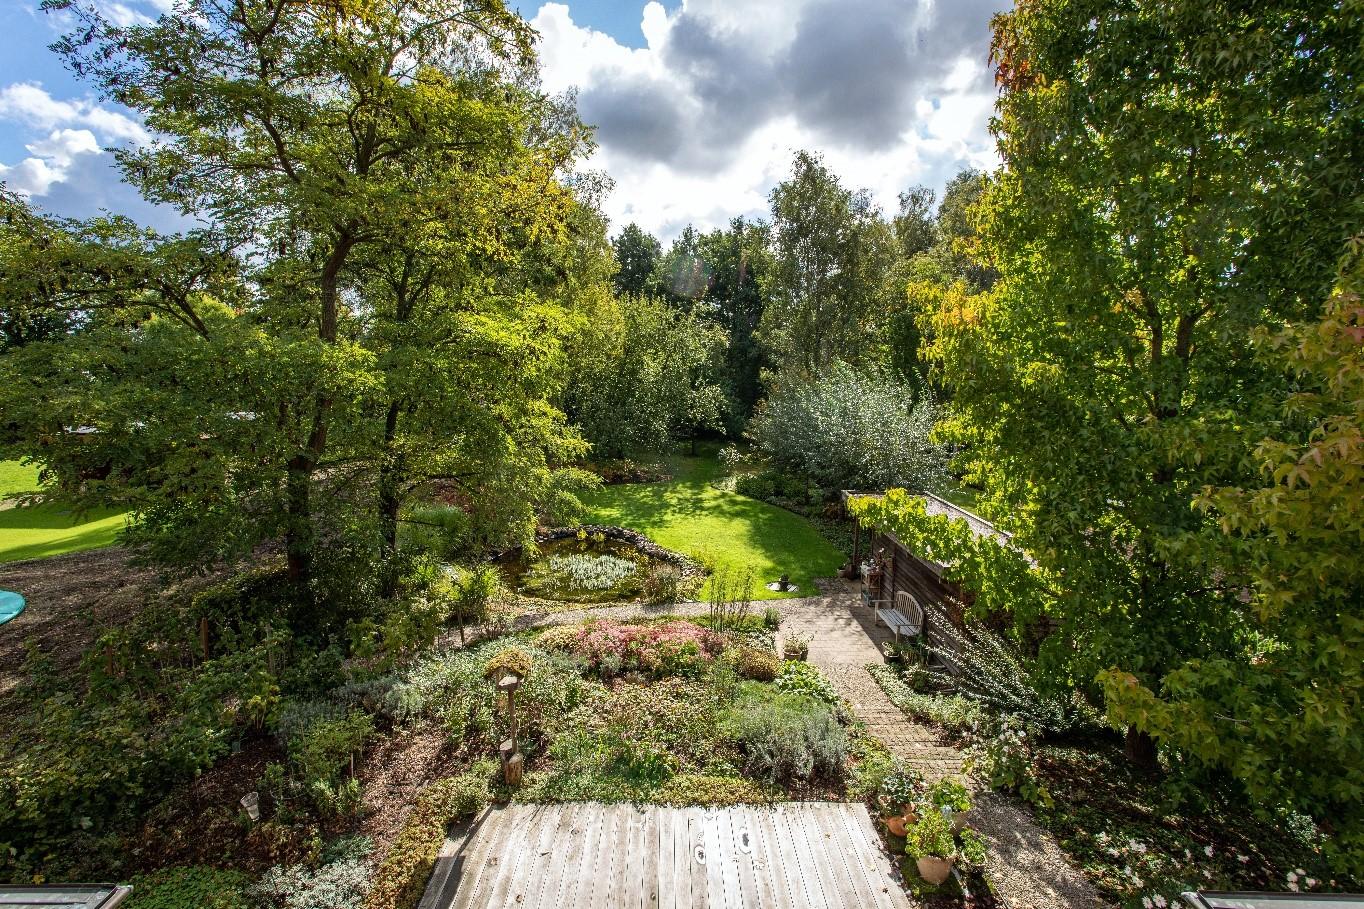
[{"x1": 0, "y1": 0, "x2": 1003, "y2": 241}]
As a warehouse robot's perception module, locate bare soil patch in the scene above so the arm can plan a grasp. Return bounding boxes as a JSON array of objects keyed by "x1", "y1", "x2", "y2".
[{"x1": 0, "y1": 547, "x2": 159, "y2": 706}]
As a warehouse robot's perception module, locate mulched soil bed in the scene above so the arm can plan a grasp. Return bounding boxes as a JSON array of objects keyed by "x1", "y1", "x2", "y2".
[{"x1": 0, "y1": 548, "x2": 159, "y2": 707}]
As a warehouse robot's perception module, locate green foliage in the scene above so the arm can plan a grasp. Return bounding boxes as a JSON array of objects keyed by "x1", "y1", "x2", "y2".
[
  {"x1": 0, "y1": 0, "x2": 607, "y2": 602},
  {"x1": 749, "y1": 362, "x2": 946, "y2": 495},
  {"x1": 925, "y1": 778, "x2": 972, "y2": 815},
  {"x1": 365, "y1": 766, "x2": 493, "y2": 909},
  {"x1": 252, "y1": 840, "x2": 373, "y2": 909},
  {"x1": 930, "y1": 617, "x2": 1093, "y2": 735},
  {"x1": 126, "y1": 867, "x2": 250, "y2": 909},
  {"x1": 966, "y1": 718, "x2": 1053, "y2": 809},
  {"x1": 926, "y1": 0, "x2": 1364, "y2": 775},
  {"x1": 611, "y1": 223, "x2": 663, "y2": 299},
  {"x1": 561, "y1": 292, "x2": 729, "y2": 458},
  {"x1": 526, "y1": 679, "x2": 723, "y2": 802},
  {"x1": 956, "y1": 828, "x2": 988, "y2": 870},
  {"x1": 720, "y1": 683, "x2": 847, "y2": 787},
  {"x1": 875, "y1": 762, "x2": 927, "y2": 816},
  {"x1": 0, "y1": 635, "x2": 283, "y2": 873},
  {"x1": 904, "y1": 805, "x2": 955, "y2": 861},
  {"x1": 866, "y1": 663, "x2": 989, "y2": 733},
  {"x1": 763, "y1": 150, "x2": 897, "y2": 373},
  {"x1": 1101, "y1": 247, "x2": 1364, "y2": 874},
  {"x1": 772, "y1": 660, "x2": 838, "y2": 705},
  {"x1": 293, "y1": 712, "x2": 373, "y2": 788}
]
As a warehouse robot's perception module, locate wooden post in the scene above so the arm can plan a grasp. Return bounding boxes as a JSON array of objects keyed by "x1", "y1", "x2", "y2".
[
  {"x1": 497, "y1": 674, "x2": 524, "y2": 786},
  {"x1": 199, "y1": 616, "x2": 210, "y2": 660}
]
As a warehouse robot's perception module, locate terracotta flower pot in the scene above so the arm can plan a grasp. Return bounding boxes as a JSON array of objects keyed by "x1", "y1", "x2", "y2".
[
  {"x1": 916, "y1": 855, "x2": 955, "y2": 886},
  {"x1": 883, "y1": 814, "x2": 907, "y2": 837}
]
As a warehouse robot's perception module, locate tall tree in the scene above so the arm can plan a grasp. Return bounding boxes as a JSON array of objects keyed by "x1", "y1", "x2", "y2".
[
  {"x1": 656, "y1": 225, "x2": 711, "y2": 309},
  {"x1": 763, "y1": 151, "x2": 897, "y2": 373},
  {"x1": 1103, "y1": 242, "x2": 1364, "y2": 874},
  {"x1": 904, "y1": 0, "x2": 1363, "y2": 779},
  {"x1": 8, "y1": 0, "x2": 602, "y2": 607},
  {"x1": 560, "y1": 292, "x2": 728, "y2": 459},
  {"x1": 610, "y1": 222, "x2": 662, "y2": 298},
  {"x1": 694, "y1": 217, "x2": 772, "y2": 423},
  {"x1": 893, "y1": 185, "x2": 937, "y2": 260},
  {"x1": 928, "y1": 168, "x2": 997, "y2": 291}
]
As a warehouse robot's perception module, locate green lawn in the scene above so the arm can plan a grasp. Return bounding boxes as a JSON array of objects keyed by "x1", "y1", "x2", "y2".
[
  {"x1": 0, "y1": 503, "x2": 129, "y2": 563},
  {"x1": 581, "y1": 454, "x2": 845, "y2": 600},
  {"x1": 0, "y1": 459, "x2": 41, "y2": 499},
  {"x1": 0, "y1": 459, "x2": 128, "y2": 563}
]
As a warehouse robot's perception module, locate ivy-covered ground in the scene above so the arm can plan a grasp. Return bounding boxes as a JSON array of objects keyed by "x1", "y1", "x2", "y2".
[{"x1": 580, "y1": 451, "x2": 845, "y2": 601}]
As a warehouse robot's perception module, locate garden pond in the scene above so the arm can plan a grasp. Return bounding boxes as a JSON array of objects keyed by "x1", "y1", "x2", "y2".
[{"x1": 496, "y1": 529, "x2": 697, "y2": 604}]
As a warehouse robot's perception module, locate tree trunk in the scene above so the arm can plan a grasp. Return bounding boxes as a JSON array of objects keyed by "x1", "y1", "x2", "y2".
[
  {"x1": 285, "y1": 456, "x2": 313, "y2": 590},
  {"x1": 1124, "y1": 726, "x2": 1160, "y2": 773},
  {"x1": 377, "y1": 402, "x2": 403, "y2": 599}
]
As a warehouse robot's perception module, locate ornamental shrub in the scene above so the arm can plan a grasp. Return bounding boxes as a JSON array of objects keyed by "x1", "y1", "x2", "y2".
[
  {"x1": 966, "y1": 717, "x2": 1053, "y2": 809},
  {"x1": 773, "y1": 660, "x2": 838, "y2": 705},
  {"x1": 748, "y1": 362, "x2": 947, "y2": 495},
  {"x1": 928, "y1": 620, "x2": 1091, "y2": 735},
  {"x1": 293, "y1": 712, "x2": 374, "y2": 787},
  {"x1": 721, "y1": 685, "x2": 847, "y2": 786},
  {"x1": 730, "y1": 646, "x2": 780, "y2": 682}
]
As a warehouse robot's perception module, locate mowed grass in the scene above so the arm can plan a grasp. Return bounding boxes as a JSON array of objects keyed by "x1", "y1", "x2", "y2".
[
  {"x1": 580, "y1": 454, "x2": 844, "y2": 601},
  {"x1": 0, "y1": 459, "x2": 41, "y2": 499},
  {"x1": 0, "y1": 459, "x2": 128, "y2": 563}
]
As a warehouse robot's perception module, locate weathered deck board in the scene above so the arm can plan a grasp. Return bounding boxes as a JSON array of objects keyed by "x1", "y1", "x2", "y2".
[{"x1": 428, "y1": 802, "x2": 910, "y2": 909}]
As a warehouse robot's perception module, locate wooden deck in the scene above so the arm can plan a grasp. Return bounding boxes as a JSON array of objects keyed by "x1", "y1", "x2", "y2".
[{"x1": 419, "y1": 802, "x2": 912, "y2": 909}]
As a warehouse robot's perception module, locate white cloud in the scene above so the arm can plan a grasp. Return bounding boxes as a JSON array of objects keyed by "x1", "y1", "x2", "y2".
[
  {"x1": 529, "y1": 0, "x2": 1004, "y2": 242},
  {"x1": 0, "y1": 82, "x2": 150, "y2": 145},
  {"x1": 0, "y1": 128, "x2": 101, "y2": 196}
]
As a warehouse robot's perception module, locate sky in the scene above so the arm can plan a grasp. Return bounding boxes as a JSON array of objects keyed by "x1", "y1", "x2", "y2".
[{"x1": 0, "y1": 0, "x2": 1006, "y2": 242}]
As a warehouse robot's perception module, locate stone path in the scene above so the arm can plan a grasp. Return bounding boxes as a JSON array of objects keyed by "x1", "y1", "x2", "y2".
[{"x1": 512, "y1": 583, "x2": 1106, "y2": 909}]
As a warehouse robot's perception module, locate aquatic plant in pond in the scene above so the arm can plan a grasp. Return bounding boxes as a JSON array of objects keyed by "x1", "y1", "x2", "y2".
[
  {"x1": 531, "y1": 553, "x2": 641, "y2": 592},
  {"x1": 499, "y1": 527, "x2": 702, "y2": 604}
]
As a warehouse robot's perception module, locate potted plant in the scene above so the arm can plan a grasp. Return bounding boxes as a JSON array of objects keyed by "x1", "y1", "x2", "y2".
[
  {"x1": 783, "y1": 632, "x2": 811, "y2": 661},
  {"x1": 904, "y1": 805, "x2": 956, "y2": 885},
  {"x1": 876, "y1": 763, "x2": 926, "y2": 836},
  {"x1": 927, "y1": 778, "x2": 972, "y2": 831}
]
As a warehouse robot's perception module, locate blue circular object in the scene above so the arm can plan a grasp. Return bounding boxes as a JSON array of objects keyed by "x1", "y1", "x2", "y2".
[{"x1": 0, "y1": 590, "x2": 25, "y2": 625}]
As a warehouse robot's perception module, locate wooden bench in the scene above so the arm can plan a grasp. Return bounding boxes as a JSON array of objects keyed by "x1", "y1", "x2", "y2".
[{"x1": 876, "y1": 591, "x2": 925, "y2": 643}]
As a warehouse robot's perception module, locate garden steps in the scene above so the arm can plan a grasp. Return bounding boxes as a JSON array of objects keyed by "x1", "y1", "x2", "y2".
[{"x1": 419, "y1": 801, "x2": 913, "y2": 909}]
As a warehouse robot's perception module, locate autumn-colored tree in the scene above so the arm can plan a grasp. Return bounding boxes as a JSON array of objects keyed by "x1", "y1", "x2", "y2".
[{"x1": 1103, "y1": 241, "x2": 1364, "y2": 875}]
